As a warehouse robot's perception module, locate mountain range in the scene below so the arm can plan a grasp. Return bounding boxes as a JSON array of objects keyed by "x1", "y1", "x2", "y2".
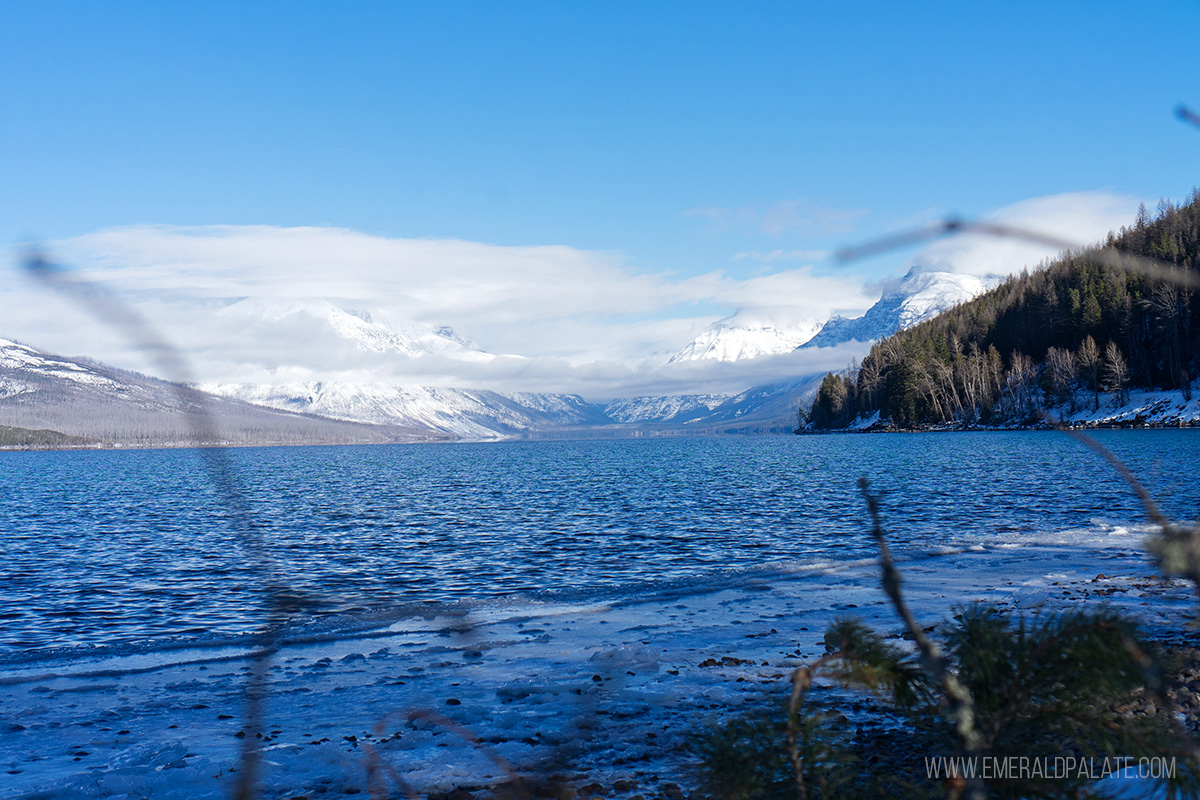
[
  {"x1": 200, "y1": 381, "x2": 611, "y2": 440},
  {"x1": 0, "y1": 269, "x2": 990, "y2": 444}
]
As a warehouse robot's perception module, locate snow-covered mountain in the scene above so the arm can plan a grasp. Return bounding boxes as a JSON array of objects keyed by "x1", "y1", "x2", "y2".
[
  {"x1": 201, "y1": 381, "x2": 611, "y2": 439},
  {"x1": 601, "y1": 377, "x2": 823, "y2": 433},
  {"x1": 0, "y1": 339, "x2": 435, "y2": 446},
  {"x1": 668, "y1": 311, "x2": 825, "y2": 363},
  {"x1": 0, "y1": 334, "x2": 818, "y2": 441},
  {"x1": 198, "y1": 300, "x2": 624, "y2": 438},
  {"x1": 604, "y1": 394, "x2": 733, "y2": 424},
  {"x1": 1, "y1": 272, "x2": 995, "y2": 443},
  {"x1": 689, "y1": 376, "x2": 824, "y2": 428},
  {"x1": 221, "y1": 299, "x2": 494, "y2": 363},
  {"x1": 801, "y1": 268, "x2": 997, "y2": 349}
]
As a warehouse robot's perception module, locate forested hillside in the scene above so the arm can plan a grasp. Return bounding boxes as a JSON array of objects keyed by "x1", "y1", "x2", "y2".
[{"x1": 808, "y1": 191, "x2": 1200, "y2": 429}]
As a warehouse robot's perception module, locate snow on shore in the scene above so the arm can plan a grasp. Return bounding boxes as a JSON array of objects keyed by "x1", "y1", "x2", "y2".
[
  {"x1": 837, "y1": 385, "x2": 1200, "y2": 432},
  {"x1": 1057, "y1": 386, "x2": 1200, "y2": 428},
  {"x1": 2, "y1": 524, "x2": 1194, "y2": 799}
]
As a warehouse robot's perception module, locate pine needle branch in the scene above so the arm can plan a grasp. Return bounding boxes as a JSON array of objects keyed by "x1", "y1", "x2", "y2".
[{"x1": 858, "y1": 477, "x2": 986, "y2": 800}]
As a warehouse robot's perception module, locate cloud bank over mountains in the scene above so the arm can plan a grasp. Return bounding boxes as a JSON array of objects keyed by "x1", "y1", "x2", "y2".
[
  {"x1": 907, "y1": 191, "x2": 1140, "y2": 279},
  {"x1": 7, "y1": 225, "x2": 874, "y2": 397},
  {"x1": 1, "y1": 191, "x2": 1142, "y2": 400}
]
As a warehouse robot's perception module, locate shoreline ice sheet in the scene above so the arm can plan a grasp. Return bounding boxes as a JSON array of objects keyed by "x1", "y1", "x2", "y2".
[{"x1": 3, "y1": 525, "x2": 1194, "y2": 799}]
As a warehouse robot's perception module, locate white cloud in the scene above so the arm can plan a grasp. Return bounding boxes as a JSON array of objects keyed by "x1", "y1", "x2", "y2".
[
  {"x1": 911, "y1": 191, "x2": 1141, "y2": 278},
  {"x1": 0, "y1": 189, "x2": 1143, "y2": 400},
  {"x1": 408, "y1": 341, "x2": 874, "y2": 400},
  {"x1": 2, "y1": 224, "x2": 874, "y2": 397}
]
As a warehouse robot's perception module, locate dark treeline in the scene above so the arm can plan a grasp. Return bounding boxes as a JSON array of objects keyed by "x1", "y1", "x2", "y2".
[{"x1": 808, "y1": 191, "x2": 1200, "y2": 429}]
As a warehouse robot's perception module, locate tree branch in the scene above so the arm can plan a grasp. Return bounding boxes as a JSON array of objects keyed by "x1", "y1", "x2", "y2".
[{"x1": 858, "y1": 477, "x2": 986, "y2": 800}]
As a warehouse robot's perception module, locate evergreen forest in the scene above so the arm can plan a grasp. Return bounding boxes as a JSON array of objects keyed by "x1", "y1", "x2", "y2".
[{"x1": 807, "y1": 192, "x2": 1200, "y2": 429}]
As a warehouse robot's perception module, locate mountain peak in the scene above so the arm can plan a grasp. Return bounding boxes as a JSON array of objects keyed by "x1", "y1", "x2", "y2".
[
  {"x1": 801, "y1": 270, "x2": 998, "y2": 349},
  {"x1": 667, "y1": 309, "x2": 825, "y2": 363}
]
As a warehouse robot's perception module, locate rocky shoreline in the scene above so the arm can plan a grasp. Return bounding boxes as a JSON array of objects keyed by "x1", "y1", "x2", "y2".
[{"x1": 7, "y1": 529, "x2": 1195, "y2": 800}]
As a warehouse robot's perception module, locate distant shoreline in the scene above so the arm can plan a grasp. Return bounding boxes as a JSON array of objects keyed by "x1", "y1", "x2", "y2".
[
  {"x1": 798, "y1": 420, "x2": 1200, "y2": 435},
  {"x1": 800, "y1": 385, "x2": 1200, "y2": 435}
]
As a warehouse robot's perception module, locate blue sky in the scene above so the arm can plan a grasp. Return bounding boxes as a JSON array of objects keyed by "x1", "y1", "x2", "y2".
[{"x1": 1, "y1": 2, "x2": 1198, "y2": 394}]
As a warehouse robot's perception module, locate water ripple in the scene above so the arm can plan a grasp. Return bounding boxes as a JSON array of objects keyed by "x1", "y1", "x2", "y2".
[{"x1": 0, "y1": 430, "x2": 1196, "y2": 656}]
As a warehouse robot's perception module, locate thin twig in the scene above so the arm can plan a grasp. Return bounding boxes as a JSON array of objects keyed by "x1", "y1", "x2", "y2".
[
  {"x1": 836, "y1": 219, "x2": 1200, "y2": 292},
  {"x1": 407, "y1": 709, "x2": 529, "y2": 795},
  {"x1": 1055, "y1": 424, "x2": 1200, "y2": 602},
  {"x1": 1122, "y1": 635, "x2": 1200, "y2": 767},
  {"x1": 232, "y1": 637, "x2": 278, "y2": 800},
  {"x1": 1177, "y1": 104, "x2": 1200, "y2": 131},
  {"x1": 1058, "y1": 428, "x2": 1173, "y2": 530},
  {"x1": 787, "y1": 664, "x2": 812, "y2": 800},
  {"x1": 23, "y1": 250, "x2": 296, "y2": 799},
  {"x1": 1040, "y1": 425, "x2": 1200, "y2": 769},
  {"x1": 786, "y1": 650, "x2": 850, "y2": 800},
  {"x1": 858, "y1": 477, "x2": 986, "y2": 800},
  {"x1": 362, "y1": 735, "x2": 422, "y2": 800},
  {"x1": 361, "y1": 713, "x2": 437, "y2": 800}
]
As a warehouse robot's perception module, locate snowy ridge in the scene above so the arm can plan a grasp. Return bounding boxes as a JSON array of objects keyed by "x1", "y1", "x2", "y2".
[
  {"x1": 604, "y1": 394, "x2": 733, "y2": 423},
  {"x1": 0, "y1": 338, "x2": 134, "y2": 396},
  {"x1": 668, "y1": 311, "x2": 825, "y2": 363},
  {"x1": 801, "y1": 268, "x2": 997, "y2": 349},
  {"x1": 688, "y1": 376, "x2": 823, "y2": 427},
  {"x1": 601, "y1": 376, "x2": 824, "y2": 431},
  {"x1": 200, "y1": 302, "x2": 624, "y2": 438},
  {"x1": 200, "y1": 381, "x2": 610, "y2": 439}
]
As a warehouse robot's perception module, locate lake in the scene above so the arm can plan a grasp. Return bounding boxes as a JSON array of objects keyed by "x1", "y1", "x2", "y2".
[{"x1": 2, "y1": 430, "x2": 1197, "y2": 662}]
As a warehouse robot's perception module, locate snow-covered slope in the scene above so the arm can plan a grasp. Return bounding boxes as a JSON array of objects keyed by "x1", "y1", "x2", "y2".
[
  {"x1": 1059, "y1": 386, "x2": 1200, "y2": 427},
  {"x1": 801, "y1": 268, "x2": 997, "y2": 349},
  {"x1": 685, "y1": 376, "x2": 824, "y2": 430},
  {"x1": 0, "y1": 339, "x2": 434, "y2": 446},
  {"x1": 604, "y1": 394, "x2": 733, "y2": 424},
  {"x1": 2, "y1": 333, "x2": 611, "y2": 442},
  {"x1": 197, "y1": 301, "x2": 624, "y2": 438},
  {"x1": 669, "y1": 311, "x2": 825, "y2": 363},
  {"x1": 600, "y1": 375, "x2": 825, "y2": 432},
  {"x1": 0, "y1": 338, "x2": 134, "y2": 398},
  {"x1": 201, "y1": 381, "x2": 610, "y2": 439}
]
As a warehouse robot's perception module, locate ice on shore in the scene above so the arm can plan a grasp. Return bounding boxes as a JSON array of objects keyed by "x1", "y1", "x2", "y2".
[{"x1": 2, "y1": 525, "x2": 1194, "y2": 799}]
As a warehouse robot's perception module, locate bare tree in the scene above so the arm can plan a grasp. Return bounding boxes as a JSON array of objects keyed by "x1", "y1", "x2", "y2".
[
  {"x1": 1045, "y1": 346, "x2": 1077, "y2": 410},
  {"x1": 1077, "y1": 336, "x2": 1101, "y2": 411},
  {"x1": 1103, "y1": 341, "x2": 1130, "y2": 407},
  {"x1": 1001, "y1": 351, "x2": 1038, "y2": 420}
]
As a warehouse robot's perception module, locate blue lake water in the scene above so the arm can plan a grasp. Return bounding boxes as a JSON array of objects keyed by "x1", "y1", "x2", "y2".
[{"x1": 2, "y1": 431, "x2": 1197, "y2": 661}]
